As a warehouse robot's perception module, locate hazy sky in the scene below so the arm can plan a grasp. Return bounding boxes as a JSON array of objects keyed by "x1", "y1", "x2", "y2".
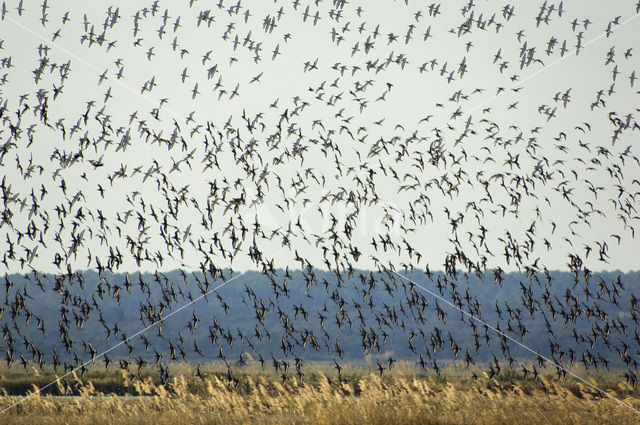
[{"x1": 1, "y1": 0, "x2": 639, "y2": 275}]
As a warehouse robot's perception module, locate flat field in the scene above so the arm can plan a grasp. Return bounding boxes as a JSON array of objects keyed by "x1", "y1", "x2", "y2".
[{"x1": 1, "y1": 364, "x2": 639, "y2": 425}]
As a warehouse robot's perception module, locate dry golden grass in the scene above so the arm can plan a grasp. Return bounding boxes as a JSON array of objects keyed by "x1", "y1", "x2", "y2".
[{"x1": 1, "y1": 367, "x2": 639, "y2": 425}]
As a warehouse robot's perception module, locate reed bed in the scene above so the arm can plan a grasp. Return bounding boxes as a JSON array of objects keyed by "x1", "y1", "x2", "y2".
[{"x1": 1, "y1": 369, "x2": 639, "y2": 425}]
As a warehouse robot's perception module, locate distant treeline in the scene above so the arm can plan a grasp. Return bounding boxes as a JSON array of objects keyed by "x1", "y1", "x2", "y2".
[{"x1": 1, "y1": 268, "x2": 638, "y2": 372}]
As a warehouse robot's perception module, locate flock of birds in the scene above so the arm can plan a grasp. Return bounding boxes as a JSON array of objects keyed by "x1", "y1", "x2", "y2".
[{"x1": 0, "y1": 0, "x2": 639, "y2": 393}]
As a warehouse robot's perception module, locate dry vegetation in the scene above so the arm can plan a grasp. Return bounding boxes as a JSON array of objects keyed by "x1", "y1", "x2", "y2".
[{"x1": 1, "y1": 364, "x2": 639, "y2": 425}]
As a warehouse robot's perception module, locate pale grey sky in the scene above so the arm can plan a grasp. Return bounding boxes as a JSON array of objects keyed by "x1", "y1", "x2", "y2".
[{"x1": 0, "y1": 0, "x2": 639, "y2": 275}]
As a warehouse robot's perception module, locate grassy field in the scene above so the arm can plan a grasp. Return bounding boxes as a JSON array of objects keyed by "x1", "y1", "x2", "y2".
[{"x1": 1, "y1": 363, "x2": 639, "y2": 425}]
